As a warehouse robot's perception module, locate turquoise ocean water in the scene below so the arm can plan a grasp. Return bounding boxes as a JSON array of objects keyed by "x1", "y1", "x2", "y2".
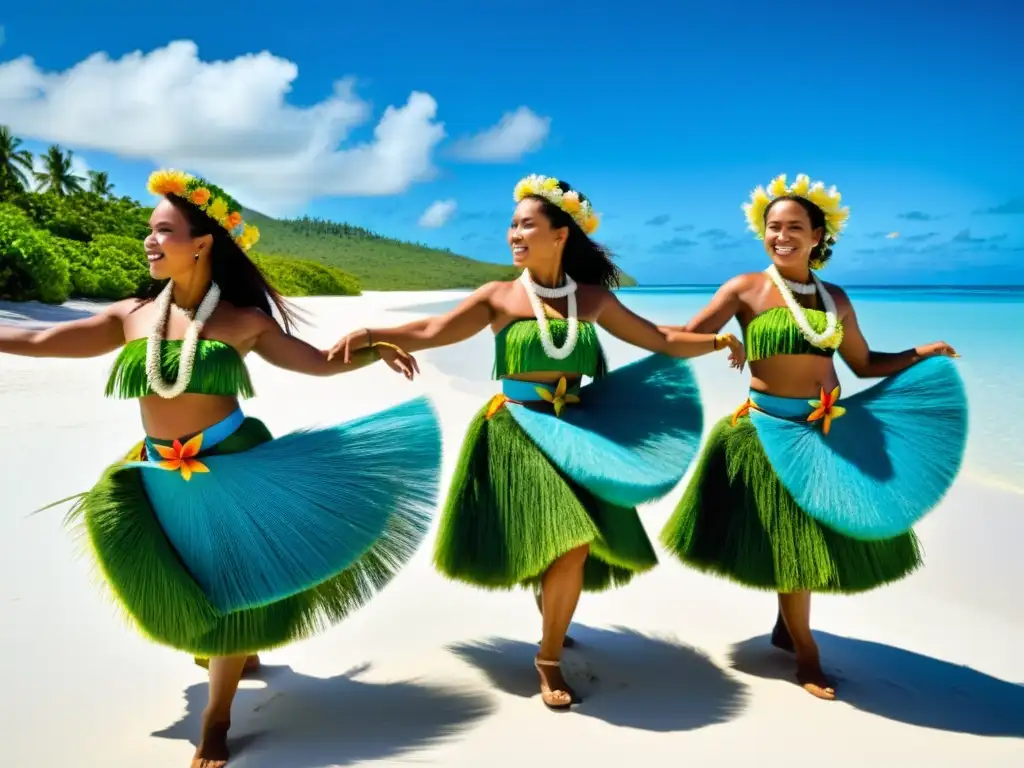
[{"x1": 402, "y1": 285, "x2": 1024, "y2": 494}]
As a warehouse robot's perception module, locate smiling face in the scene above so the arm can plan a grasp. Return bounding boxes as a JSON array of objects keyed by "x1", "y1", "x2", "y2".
[
  {"x1": 763, "y1": 198, "x2": 824, "y2": 272},
  {"x1": 144, "y1": 198, "x2": 212, "y2": 281},
  {"x1": 507, "y1": 197, "x2": 568, "y2": 271}
]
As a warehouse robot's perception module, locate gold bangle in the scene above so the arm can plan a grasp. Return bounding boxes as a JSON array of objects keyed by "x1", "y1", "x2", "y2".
[
  {"x1": 371, "y1": 340, "x2": 406, "y2": 355},
  {"x1": 712, "y1": 335, "x2": 720, "y2": 350}
]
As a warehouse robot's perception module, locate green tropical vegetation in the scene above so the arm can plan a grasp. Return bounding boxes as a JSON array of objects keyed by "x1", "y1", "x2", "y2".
[{"x1": 0, "y1": 124, "x2": 635, "y2": 305}]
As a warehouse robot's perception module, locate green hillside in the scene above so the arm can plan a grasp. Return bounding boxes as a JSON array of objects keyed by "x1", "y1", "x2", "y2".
[
  {"x1": 1, "y1": 124, "x2": 635, "y2": 304},
  {"x1": 246, "y1": 210, "x2": 638, "y2": 290}
]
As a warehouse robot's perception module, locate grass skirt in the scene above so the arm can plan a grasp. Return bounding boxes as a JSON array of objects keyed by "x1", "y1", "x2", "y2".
[
  {"x1": 660, "y1": 358, "x2": 968, "y2": 593},
  {"x1": 65, "y1": 397, "x2": 441, "y2": 656},
  {"x1": 434, "y1": 353, "x2": 703, "y2": 592}
]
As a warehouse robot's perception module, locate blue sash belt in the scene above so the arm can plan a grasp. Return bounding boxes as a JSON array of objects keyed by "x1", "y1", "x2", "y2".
[
  {"x1": 144, "y1": 408, "x2": 246, "y2": 460},
  {"x1": 501, "y1": 378, "x2": 582, "y2": 403}
]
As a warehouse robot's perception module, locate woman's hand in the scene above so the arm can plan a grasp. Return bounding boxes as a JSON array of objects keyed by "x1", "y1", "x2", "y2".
[
  {"x1": 327, "y1": 329, "x2": 370, "y2": 364},
  {"x1": 716, "y1": 333, "x2": 746, "y2": 371},
  {"x1": 375, "y1": 342, "x2": 421, "y2": 380},
  {"x1": 915, "y1": 341, "x2": 960, "y2": 359}
]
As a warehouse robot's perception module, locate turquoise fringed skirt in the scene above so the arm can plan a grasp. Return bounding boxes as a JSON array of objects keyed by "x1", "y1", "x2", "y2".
[
  {"x1": 434, "y1": 353, "x2": 704, "y2": 592},
  {"x1": 66, "y1": 397, "x2": 442, "y2": 656},
  {"x1": 660, "y1": 357, "x2": 968, "y2": 593}
]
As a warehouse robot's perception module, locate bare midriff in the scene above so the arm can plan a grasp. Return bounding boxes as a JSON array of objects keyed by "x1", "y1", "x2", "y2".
[
  {"x1": 749, "y1": 355, "x2": 840, "y2": 399},
  {"x1": 138, "y1": 393, "x2": 242, "y2": 441}
]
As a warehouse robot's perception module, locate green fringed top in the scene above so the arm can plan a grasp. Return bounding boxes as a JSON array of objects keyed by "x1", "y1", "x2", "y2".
[
  {"x1": 745, "y1": 306, "x2": 844, "y2": 362},
  {"x1": 493, "y1": 318, "x2": 607, "y2": 379},
  {"x1": 105, "y1": 338, "x2": 255, "y2": 399}
]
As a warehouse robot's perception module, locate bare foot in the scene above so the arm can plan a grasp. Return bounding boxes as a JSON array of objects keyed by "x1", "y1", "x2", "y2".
[
  {"x1": 770, "y1": 615, "x2": 795, "y2": 653},
  {"x1": 191, "y1": 720, "x2": 230, "y2": 767},
  {"x1": 534, "y1": 658, "x2": 580, "y2": 709},
  {"x1": 796, "y1": 660, "x2": 836, "y2": 700},
  {"x1": 194, "y1": 655, "x2": 261, "y2": 674}
]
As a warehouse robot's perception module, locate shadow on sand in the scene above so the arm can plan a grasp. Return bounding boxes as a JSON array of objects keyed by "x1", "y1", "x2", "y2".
[
  {"x1": 448, "y1": 623, "x2": 749, "y2": 731},
  {"x1": 730, "y1": 632, "x2": 1024, "y2": 737},
  {"x1": 0, "y1": 300, "x2": 99, "y2": 328},
  {"x1": 152, "y1": 662, "x2": 495, "y2": 767}
]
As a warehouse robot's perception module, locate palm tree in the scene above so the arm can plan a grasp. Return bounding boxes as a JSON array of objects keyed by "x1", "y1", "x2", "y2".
[
  {"x1": 34, "y1": 144, "x2": 85, "y2": 196},
  {"x1": 0, "y1": 125, "x2": 34, "y2": 197},
  {"x1": 88, "y1": 170, "x2": 114, "y2": 196}
]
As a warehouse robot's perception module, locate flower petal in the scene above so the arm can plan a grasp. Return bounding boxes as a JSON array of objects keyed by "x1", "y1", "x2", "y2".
[
  {"x1": 807, "y1": 406, "x2": 826, "y2": 422},
  {"x1": 180, "y1": 433, "x2": 204, "y2": 459},
  {"x1": 555, "y1": 377, "x2": 567, "y2": 398},
  {"x1": 153, "y1": 444, "x2": 179, "y2": 461},
  {"x1": 830, "y1": 405, "x2": 846, "y2": 419},
  {"x1": 485, "y1": 394, "x2": 508, "y2": 420},
  {"x1": 158, "y1": 459, "x2": 182, "y2": 471},
  {"x1": 186, "y1": 459, "x2": 210, "y2": 475},
  {"x1": 731, "y1": 399, "x2": 752, "y2": 426},
  {"x1": 535, "y1": 388, "x2": 555, "y2": 402}
]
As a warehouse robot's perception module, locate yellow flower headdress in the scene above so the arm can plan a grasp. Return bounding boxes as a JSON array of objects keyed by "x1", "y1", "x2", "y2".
[
  {"x1": 513, "y1": 174, "x2": 600, "y2": 235},
  {"x1": 742, "y1": 173, "x2": 849, "y2": 267},
  {"x1": 147, "y1": 169, "x2": 260, "y2": 252}
]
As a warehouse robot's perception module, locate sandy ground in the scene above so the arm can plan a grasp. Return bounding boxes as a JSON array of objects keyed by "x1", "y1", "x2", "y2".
[{"x1": 1, "y1": 292, "x2": 1021, "y2": 767}]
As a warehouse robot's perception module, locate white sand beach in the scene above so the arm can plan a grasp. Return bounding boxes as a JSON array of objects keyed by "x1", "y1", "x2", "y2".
[{"x1": 1, "y1": 292, "x2": 1021, "y2": 767}]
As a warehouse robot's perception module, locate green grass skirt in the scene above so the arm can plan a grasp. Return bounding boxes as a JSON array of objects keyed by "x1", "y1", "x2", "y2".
[
  {"x1": 66, "y1": 417, "x2": 428, "y2": 656},
  {"x1": 659, "y1": 414, "x2": 923, "y2": 593},
  {"x1": 433, "y1": 405, "x2": 659, "y2": 592}
]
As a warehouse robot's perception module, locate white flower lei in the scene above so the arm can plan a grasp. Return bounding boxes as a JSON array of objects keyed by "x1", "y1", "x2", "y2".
[
  {"x1": 764, "y1": 264, "x2": 842, "y2": 349},
  {"x1": 519, "y1": 269, "x2": 578, "y2": 360},
  {"x1": 146, "y1": 281, "x2": 222, "y2": 399}
]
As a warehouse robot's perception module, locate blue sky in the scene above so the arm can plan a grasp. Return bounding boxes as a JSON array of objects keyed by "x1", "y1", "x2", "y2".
[{"x1": 2, "y1": 1, "x2": 1022, "y2": 284}]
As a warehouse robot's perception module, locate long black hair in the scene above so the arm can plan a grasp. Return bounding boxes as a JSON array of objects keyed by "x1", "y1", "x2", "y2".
[
  {"x1": 526, "y1": 180, "x2": 620, "y2": 289},
  {"x1": 136, "y1": 194, "x2": 303, "y2": 332},
  {"x1": 764, "y1": 194, "x2": 834, "y2": 269}
]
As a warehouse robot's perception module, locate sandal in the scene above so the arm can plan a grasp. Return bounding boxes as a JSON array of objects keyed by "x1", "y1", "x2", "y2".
[{"x1": 534, "y1": 657, "x2": 578, "y2": 710}]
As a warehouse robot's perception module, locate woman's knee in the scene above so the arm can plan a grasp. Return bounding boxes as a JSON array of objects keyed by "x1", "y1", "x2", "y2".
[{"x1": 558, "y1": 544, "x2": 589, "y2": 568}]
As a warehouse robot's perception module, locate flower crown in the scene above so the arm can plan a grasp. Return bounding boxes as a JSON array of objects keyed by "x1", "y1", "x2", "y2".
[
  {"x1": 513, "y1": 174, "x2": 600, "y2": 235},
  {"x1": 147, "y1": 169, "x2": 260, "y2": 251},
  {"x1": 742, "y1": 173, "x2": 849, "y2": 246}
]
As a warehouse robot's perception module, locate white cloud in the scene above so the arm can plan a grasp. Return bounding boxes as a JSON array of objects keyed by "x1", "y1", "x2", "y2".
[
  {"x1": 449, "y1": 106, "x2": 550, "y2": 162},
  {"x1": 0, "y1": 41, "x2": 446, "y2": 214},
  {"x1": 886, "y1": 231, "x2": 900, "y2": 239},
  {"x1": 418, "y1": 199, "x2": 457, "y2": 228}
]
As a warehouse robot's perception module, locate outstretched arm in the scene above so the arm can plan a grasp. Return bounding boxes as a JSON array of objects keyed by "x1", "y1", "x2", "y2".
[
  {"x1": 836, "y1": 289, "x2": 957, "y2": 378},
  {"x1": 328, "y1": 282, "x2": 497, "y2": 361},
  {"x1": 252, "y1": 313, "x2": 419, "y2": 379},
  {"x1": 0, "y1": 301, "x2": 129, "y2": 358},
  {"x1": 658, "y1": 275, "x2": 746, "y2": 335},
  {"x1": 598, "y1": 292, "x2": 744, "y2": 367}
]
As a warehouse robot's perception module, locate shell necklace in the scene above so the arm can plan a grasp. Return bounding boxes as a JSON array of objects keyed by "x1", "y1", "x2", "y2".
[
  {"x1": 519, "y1": 268, "x2": 578, "y2": 360},
  {"x1": 146, "y1": 280, "x2": 222, "y2": 399},
  {"x1": 764, "y1": 264, "x2": 841, "y2": 349}
]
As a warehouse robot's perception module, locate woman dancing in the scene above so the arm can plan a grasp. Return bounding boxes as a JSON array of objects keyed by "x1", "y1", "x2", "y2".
[
  {"x1": 329, "y1": 174, "x2": 744, "y2": 710},
  {"x1": 659, "y1": 173, "x2": 967, "y2": 700},
  {"x1": 0, "y1": 170, "x2": 441, "y2": 767}
]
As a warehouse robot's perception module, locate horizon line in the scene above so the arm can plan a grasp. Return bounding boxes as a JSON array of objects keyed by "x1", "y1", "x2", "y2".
[{"x1": 624, "y1": 283, "x2": 1024, "y2": 290}]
